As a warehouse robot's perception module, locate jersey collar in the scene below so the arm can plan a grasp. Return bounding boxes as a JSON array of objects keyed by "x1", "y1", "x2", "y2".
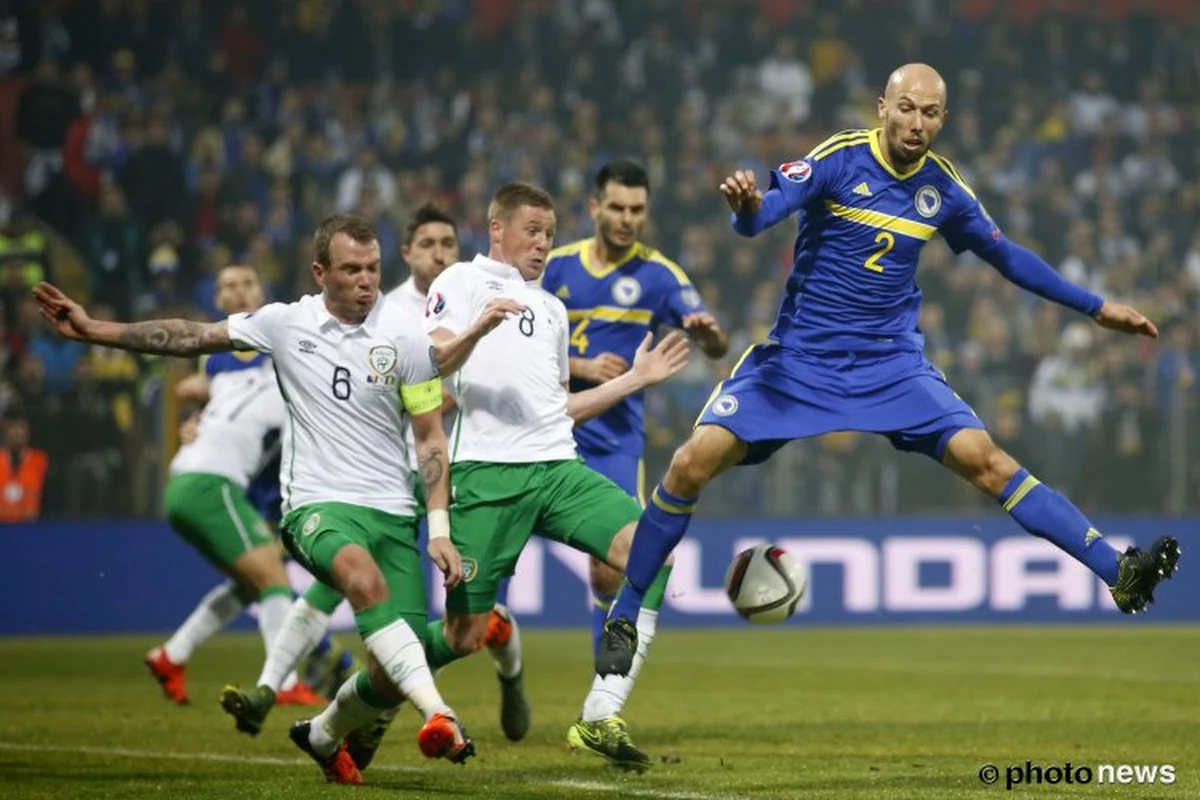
[
  {"x1": 580, "y1": 237, "x2": 642, "y2": 279},
  {"x1": 471, "y1": 253, "x2": 522, "y2": 281},
  {"x1": 313, "y1": 291, "x2": 384, "y2": 336},
  {"x1": 869, "y1": 128, "x2": 927, "y2": 181}
]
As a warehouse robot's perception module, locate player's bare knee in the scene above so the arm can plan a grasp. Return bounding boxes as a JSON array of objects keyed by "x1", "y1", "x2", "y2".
[
  {"x1": 235, "y1": 546, "x2": 289, "y2": 592},
  {"x1": 603, "y1": 524, "x2": 635, "y2": 573},
  {"x1": 335, "y1": 565, "x2": 389, "y2": 609},
  {"x1": 667, "y1": 427, "x2": 742, "y2": 497},
  {"x1": 666, "y1": 440, "x2": 713, "y2": 497},
  {"x1": 443, "y1": 612, "x2": 487, "y2": 655},
  {"x1": 330, "y1": 546, "x2": 389, "y2": 608},
  {"x1": 979, "y1": 448, "x2": 1021, "y2": 495},
  {"x1": 589, "y1": 556, "x2": 622, "y2": 596},
  {"x1": 954, "y1": 439, "x2": 1020, "y2": 495}
]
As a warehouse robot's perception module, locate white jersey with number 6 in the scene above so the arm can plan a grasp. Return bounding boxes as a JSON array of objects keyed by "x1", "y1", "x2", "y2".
[
  {"x1": 386, "y1": 276, "x2": 427, "y2": 471},
  {"x1": 227, "y1": 293, "x2": 439, "y2": 517},
  {"x1": 169, "y1": 352, "x2": 284, "y2": 487},
  {"x1": 425, "y1": 254, "x2": 575, "y2": 464}
]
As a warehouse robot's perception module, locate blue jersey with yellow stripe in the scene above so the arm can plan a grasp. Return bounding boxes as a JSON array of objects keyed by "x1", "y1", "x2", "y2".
[
  {"x1": 542, "y1": 239, "x2": 707, "y2": 456},
  {"x1": 764, "y1": 128, "x2": 999, "y2": 353}
]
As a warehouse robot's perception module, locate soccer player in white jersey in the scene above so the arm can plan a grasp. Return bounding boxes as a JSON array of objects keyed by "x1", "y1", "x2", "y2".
[
  {"x1": 220, "y1": 205, "x2": 530, "y2": 765},
  {"x1": 422, "y1": 183, "x2": 688, "y2": 771},
  {"x1": 33, "y1": 214, "x2": 478, "y2": 785},
  {"x1": 143, "y1": 264, "x2": 320, "y2": 707}
]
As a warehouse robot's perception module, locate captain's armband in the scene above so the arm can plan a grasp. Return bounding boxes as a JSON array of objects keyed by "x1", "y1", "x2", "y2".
[{"x1": 400, "y1": 378, "x2": 444, "y2": 415}]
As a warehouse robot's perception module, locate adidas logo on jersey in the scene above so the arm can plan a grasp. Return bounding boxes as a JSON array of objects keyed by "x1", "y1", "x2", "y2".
[
  {"x1": 853, "y1": 182, "x2": 872, "y2": 197},
  {"x1": 555, "y1": 285, "x2": 570, "y2": 299}
]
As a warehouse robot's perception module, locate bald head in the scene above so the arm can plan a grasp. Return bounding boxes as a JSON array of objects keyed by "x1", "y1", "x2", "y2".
[
  {"x1": 885, "y1": 63, "x2": 948, "y2": 105},
  {"x1": 877, "y1": 63, "x2": 948, "y2": 172}
]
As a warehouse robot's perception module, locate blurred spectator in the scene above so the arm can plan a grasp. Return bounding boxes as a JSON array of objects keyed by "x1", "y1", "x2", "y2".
[
  {"x1": 1028, "y1": 323, "x2": 1106, "y2": 497},
  {"x1": 82, "y1": 184, "x2": 143, "y2": 319},
  {"x1": 120, "y1": 116, "x2": 187, "y2": 230},
  {"x1": 336, "y1": 148, "x2": 395, "y2": 213},
  {"x1": 60, "y1": 358, "x2": 126, "y2": 517},
  {"x1": 0, "y1": 208, "x2": 50, "y2": 304},
  {"x1": 757, "y1": 35, "x2": 813, "y2": 127},
  {"x1": 26, "y1": 311, "x2": 83, "y2": 398},
  {"x1": 0, "y1": 411, "x2": 48, "y2": 522}
]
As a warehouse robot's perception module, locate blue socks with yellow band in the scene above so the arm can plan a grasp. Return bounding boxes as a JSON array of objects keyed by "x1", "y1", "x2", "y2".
[{"x1": 999, "y1": 468, "x2": 1120, "y2": 585}]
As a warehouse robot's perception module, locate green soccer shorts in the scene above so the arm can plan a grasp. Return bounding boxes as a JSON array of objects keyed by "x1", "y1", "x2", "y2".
[
  {"x1": 165, "y1": 473, "x2": 275, "y2": 572},
  {"x1": 447, "y1": 459, "x2": 642, "y2": 614},
  {"x1": 298, "y1": 476, "x2": 428, "y2": 616},
  {"x1": 281, "y1": 502, "x2": 427, "y2": 631}
]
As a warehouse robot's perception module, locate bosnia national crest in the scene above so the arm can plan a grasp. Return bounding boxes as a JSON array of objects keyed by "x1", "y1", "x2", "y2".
[{"x1": 612, "y1": 276, "x2": 642, "y2": 306}]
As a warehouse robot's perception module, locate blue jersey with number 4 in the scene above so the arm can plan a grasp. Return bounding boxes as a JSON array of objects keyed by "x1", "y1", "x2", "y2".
[
  {"x1": 760, "y1": 128, "x2": 1001, "y2": 354},
  {"x1": 542, "y1": 240, "x2": 706, "y2": 456}
]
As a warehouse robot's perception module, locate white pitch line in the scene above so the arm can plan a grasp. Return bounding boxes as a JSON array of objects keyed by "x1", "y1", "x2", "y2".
[
  {"x1": 546, "y1": 778, "x2": 734, "y2": 800},
  {"x1": 0, "y1": 741, "x2": 733, "y2": 800}
]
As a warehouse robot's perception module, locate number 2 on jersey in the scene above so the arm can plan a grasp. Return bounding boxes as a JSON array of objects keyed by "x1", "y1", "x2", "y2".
[
  {"x1": 863, "y1": 231, "x2": 894, "y2": 273},
  {"x1": 569, "y1": 318, "x2": 590, "y2": 354}
]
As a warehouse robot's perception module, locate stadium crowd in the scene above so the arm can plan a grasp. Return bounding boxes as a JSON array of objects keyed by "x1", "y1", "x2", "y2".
[{"x1": 2, "y1": 0, "x2": 1199, "y2": 518}]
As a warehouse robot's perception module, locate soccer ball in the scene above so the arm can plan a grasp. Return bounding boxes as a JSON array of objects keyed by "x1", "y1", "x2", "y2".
[{"x1": 723, "y1": 544, "x2": 807, "y2": 624}]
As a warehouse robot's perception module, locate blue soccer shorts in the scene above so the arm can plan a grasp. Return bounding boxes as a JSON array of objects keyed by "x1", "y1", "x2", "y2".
[{"x1": 695, "y1": 342, "x2": 985, "y2": 465}]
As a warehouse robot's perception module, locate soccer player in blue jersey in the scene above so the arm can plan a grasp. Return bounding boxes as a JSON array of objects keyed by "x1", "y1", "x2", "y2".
[
  {"x1": 541, "y1": 161, "x2": 728, "y2": 763},
  {"x1": 597, "y1": 63, "x2": 1182, "y2": 677}
]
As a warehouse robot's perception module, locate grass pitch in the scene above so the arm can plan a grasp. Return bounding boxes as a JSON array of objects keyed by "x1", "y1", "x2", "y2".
[{"x1": 0, "y1": 627, "x2": 1196, "y2": 799}]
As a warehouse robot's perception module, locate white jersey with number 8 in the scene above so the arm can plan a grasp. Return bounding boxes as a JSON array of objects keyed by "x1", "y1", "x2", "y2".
[{"x1": 425, "y1": 255, "x2": 576, "y2": 464}]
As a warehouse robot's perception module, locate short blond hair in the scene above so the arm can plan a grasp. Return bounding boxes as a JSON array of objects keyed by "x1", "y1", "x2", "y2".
[{"x1": 487, "y1": 182, "x2": 555, "y2": 223}]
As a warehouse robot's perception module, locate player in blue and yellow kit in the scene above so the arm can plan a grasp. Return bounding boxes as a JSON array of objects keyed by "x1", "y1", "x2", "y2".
[
  {"x1": 541, "y1": 161, "x2": 728, "y2": 765},
  {"x1": 598, "y1": 63, "x2": 1182, "y2": 677}
]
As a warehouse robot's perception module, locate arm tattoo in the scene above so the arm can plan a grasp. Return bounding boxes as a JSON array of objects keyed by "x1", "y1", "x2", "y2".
[
  {"x1": 117, "y1": 319, "x2": 226, "y2": 356},
  {"x1": 419, "y1": 445, "x2": 446, "y2": 487}
]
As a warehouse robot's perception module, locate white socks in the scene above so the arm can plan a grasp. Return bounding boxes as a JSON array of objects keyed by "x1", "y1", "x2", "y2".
[
  {"x1": 581, "y1": 608, "x2": 657, "y2": 722},
  {"x1": 257, "y1": 597, "x2": 330, "y2": 692},
  {"x1": 306, "y1": 672, "x2": 384, "y2": 758},
  {"x1": 164, "y1": 582, "x2": 244, "y2": 664},
  {"x1": 487, "y1": 604, "x2": 523, "y2": 679},
  {"x1": 364, "y1": 618, "x2": 450, "y2": 721}
]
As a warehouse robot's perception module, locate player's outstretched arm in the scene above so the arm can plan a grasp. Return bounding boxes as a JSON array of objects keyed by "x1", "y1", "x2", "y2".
[
  {"x1": 1092, "y1": 300, "x2": 1158, "y2": 338},
  {"x1": 682, "y1": 311, "x2": 730, "y2": 358},
  {"x1": 569, "y1": 353, "x2": 630, "y2": 384},
  {"x1": 974, "y1": 241, "x2": 1156, "y2": 339},
  {"x1": 566, "y1": 331, "x2": 689, "y2": 425},
  {"x1": 429, "y1": 297, "x2": 526, "y2": 375},
  {"x1": 34, "y1": 282, "x2": 236, "y2": 356},
  {"x1": 721, "y1": 169, "x2": 794, "y2": 237}
]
